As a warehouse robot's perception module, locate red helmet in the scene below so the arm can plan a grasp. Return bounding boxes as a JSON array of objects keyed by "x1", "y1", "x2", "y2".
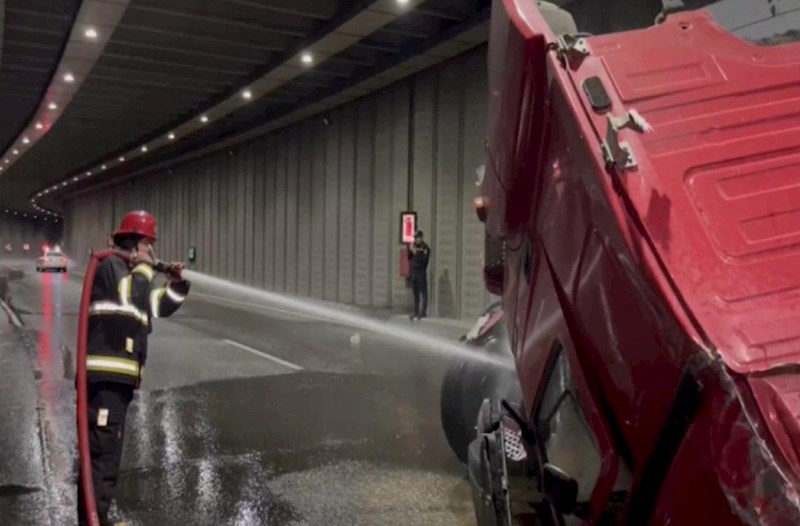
[{"x1": 114, "y1": 210, "x2": 157, "y2": 241}]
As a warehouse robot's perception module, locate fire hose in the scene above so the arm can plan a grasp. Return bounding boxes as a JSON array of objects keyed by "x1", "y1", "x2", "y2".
[{"x1": 77, "y1": 250, "x2": 182, "y2": 526}]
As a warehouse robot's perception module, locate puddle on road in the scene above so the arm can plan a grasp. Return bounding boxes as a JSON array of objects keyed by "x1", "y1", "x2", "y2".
[{"x1": 115, "y1": 371, "x2": 473, "y2": 526}]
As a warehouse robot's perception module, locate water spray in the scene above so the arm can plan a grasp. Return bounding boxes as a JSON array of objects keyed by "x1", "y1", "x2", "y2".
[{"x1": 182, "y1": 270, "x2": 513, "y2": 369}]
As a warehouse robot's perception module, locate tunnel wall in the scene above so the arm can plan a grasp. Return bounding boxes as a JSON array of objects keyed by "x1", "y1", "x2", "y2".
[
  {"x1": 0, "y1": 215, "x2": 56, "y2": 258},
  {"x1": 63, "y1": 48, "x2": 490, "y2": 320}
]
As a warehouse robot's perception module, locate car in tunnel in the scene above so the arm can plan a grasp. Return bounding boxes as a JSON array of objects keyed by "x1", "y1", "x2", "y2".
[{"x1": 36, "y1": 249, "x2": 68, "y2": 273}]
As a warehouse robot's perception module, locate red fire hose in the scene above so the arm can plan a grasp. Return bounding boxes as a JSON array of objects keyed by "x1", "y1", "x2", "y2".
[{"x1": 77, "y1": 249, "x2": 118, "y2": 526}]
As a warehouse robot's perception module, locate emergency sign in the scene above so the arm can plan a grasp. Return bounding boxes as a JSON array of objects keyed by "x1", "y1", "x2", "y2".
[{"x1": 400, "y1": 211, "x2": 417, "y2": 244}]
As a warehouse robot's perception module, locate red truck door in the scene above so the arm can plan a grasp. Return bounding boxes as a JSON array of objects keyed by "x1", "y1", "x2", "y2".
[{"x1": 518, "y1": 247, "x2": 632, "y2": 525}]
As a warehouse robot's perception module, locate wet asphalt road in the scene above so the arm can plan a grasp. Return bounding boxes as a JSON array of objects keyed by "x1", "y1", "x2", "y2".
[{"x1": 0, "y1": 259, "x2": 476, "y2": 526}]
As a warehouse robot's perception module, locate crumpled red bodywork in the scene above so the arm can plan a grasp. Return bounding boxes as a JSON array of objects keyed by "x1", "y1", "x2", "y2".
[{"x1": 481, "y1": 1, "x2": 800, "y2": 524}]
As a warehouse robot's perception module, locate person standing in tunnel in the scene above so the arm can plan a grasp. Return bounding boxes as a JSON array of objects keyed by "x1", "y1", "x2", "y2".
[
  {"x1": 78, "y1": 210, "x2": 190, "y2": 526},
  {"x1": 408, "y1": 230, "x2": 431, "y2": 320}
]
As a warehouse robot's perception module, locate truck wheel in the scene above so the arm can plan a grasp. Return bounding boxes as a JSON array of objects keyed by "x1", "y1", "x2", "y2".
[{"x1": 440, "y1": 357, "x2": 477, "y2": 465}]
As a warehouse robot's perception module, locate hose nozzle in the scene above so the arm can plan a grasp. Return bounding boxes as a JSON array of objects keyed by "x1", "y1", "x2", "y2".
[
  {"x1": 152, "y1": 260, "x2": 171, "y2": 273},
  {"x1": 153, "y1": 260, "x2": 185, "y2": 279}
]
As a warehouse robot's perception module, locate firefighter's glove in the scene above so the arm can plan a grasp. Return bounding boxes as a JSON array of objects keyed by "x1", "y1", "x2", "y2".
[{"x1": 167, "y1": 262, "x2": 186, "y2": 281}]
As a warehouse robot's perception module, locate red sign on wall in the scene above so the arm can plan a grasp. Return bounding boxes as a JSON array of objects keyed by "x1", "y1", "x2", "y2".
[{"x1": 400, "y1": 211, "x2": 417, "y2": 244}]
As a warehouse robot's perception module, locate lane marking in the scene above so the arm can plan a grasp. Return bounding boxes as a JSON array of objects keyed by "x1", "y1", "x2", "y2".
[
  {"x1": 192, "y1": 291, "x2": 331, "y2": 323},
  {"x1": 222, "y1": 338, "x2": 303, "y2": 371}
]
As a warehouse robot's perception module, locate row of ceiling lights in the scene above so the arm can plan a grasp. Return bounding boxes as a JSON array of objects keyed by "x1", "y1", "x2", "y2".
[
  {"x1": 2, "y1": 207, "x2": 57, "y2": 222},
  {"x1": 26, "y1": 0, "x2": 413, "y2": 221},
  {"x1": 5, "y1": 27, "x2": 102, "y2": 220},
  {"x1": 30, "y1": 48, "x2": 320, "y2": 218},
  {"x1": 0, "y1": 26, "x2": 98, "y2": 171}
]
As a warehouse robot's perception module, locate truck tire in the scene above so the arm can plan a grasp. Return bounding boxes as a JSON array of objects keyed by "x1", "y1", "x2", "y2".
[{"x1": 441, "y1": 357, "x2": 479, "y2": 465}]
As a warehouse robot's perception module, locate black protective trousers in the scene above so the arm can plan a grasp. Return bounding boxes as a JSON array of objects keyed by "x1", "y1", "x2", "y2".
[
  {"x1": 78, "y1": 382, "x2": 134, "y2": 526},
  {"x1": 412, "y1": 274, "x2": 428, "y2": 318}
]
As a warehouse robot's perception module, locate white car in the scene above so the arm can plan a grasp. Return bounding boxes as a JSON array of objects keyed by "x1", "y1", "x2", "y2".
[{"x1": 36, "y1": 251, "x2": 68, "y2": 273}]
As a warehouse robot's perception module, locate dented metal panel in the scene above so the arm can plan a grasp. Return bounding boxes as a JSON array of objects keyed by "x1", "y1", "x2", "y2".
[{"x1": 580, "y1": 11, "x2": 800, "y2": 374}]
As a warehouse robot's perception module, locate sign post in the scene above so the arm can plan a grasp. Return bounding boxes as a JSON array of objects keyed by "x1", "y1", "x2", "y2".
[{"x1": 400, "y1": 211, "x2": 417, "y2": 244}]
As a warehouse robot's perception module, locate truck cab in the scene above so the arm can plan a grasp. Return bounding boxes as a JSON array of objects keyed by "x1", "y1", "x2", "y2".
[{"x1": 471, "y1": 1, "x2": 800, "y2": 525}]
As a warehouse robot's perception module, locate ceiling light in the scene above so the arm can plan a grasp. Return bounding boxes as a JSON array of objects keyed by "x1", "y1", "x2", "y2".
[
  {"x1": 61, "y1": 182, "x2": 67, "y2": 187},
  {"x1": 101, "y1": 164, "x2": 107, "y2": 170},
  {"x1": 242, "y1": 89, "x2": 252, "y2": 100},
  {"x1": 85, "y1": 171, "x2": 91, "y2": 176},
  {"x1": 168, "y1": 132, "x2": 176, "y2": 140},
  {"x1": 22, "y1": 137, "x2": 30, "y2": 144},
  {"x1": 397, "y1": 0, "x2": 409, "y2": 4},
  {"x1": 35, "y1": 122, "x2": 43, "y2": 130},
  {"x1": 48, "y1": 103, "x2": 57, "y2": 110},
  {"x1": 73, "y1": 176, "x2": 79, "y2": 181},
  {"x1": 0, "y1": 167, "x2": 3, "y2": 172},
  {"x1": 63, "y1": 73, "x2": 75, "y2": 83},
  {"x1": 3, "y1": 159, "x2": 8, "y2": 164},
  {"x1": 200, "y1": 115, "x2": 209, "y2": 123},
  {"x1": 301, "y1": 52, "x2": 313, "y2": 65},
  {"x1": 85, "y1": 27, "x2": 98, "y2": 39},
  {"x1": 12, "y1": 150, "x2": 18, "y2": 155},
  {"x1": 119, "y1": 156, "x2": 125, "y2": 162},
  {"x1": 141, "y1": 145, "x2": 148, "y2": 152}
]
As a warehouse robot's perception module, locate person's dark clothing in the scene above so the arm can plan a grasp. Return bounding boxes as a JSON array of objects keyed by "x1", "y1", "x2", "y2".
[
  {"x1": 78, "y1": 255, "x2": 190, "y2": 524},
  {"x1": 412, "y1": 275, "x2": 428, "y2": 318},
  {"x1": 78, "y1": 382, "x2": 134, "y2": 526},
  {"x1": 408, "y1": 242, "x2": 430, "y2": 318}
]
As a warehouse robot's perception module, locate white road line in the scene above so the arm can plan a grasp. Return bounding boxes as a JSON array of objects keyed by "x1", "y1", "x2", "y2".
[
  {"x1": 222, "y1": 338, "x2": 303, "y2": 371},
  {"x1": 192, "y1": 291, "x2": 330, "y2": 322}
]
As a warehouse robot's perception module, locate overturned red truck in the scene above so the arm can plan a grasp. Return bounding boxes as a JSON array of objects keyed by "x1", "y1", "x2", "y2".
[{"x1": 465, "y1": 1, "x2": 800, "y2": 524}]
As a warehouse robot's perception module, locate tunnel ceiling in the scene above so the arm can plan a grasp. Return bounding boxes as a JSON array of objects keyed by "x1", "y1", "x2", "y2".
[
  {"x1": 0, "y1": 0, "x2": 491, "y2": 216},
  {"x1": 0, "y1": 0, "x2": 81, "y2": 169}
]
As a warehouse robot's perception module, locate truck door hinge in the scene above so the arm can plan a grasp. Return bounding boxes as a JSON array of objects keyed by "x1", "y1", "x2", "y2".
[
  {"x1": 552, "y1": 34, "x2": 590, "y2": 65},
  {"x1": 601, "y1": 109, "x2": 652, "y2": 171}
]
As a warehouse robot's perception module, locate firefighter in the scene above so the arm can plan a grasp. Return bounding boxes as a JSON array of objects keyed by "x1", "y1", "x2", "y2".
[
  {"x1": 78, "y1": 210, "x2": 190, "y2": 526},
  {"x1": 408, "y1": 230, "x2": 431, "y2": 319}
]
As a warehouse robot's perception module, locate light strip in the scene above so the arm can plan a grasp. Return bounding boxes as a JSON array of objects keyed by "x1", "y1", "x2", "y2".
[
  {"x1": 61, "y1": 19, "x2": 489, "y2": 197},
  {"x1": 33, "y1": 0, "x2": 427, "y2": 215},
  {"x1": 1, "y1": 0, "x2": 132, "y2": 217}
]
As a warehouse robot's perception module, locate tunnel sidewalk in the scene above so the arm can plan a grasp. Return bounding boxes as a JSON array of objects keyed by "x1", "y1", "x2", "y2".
[{"x1": 0, "y1": 302, "x2": 53, "y2": 524}]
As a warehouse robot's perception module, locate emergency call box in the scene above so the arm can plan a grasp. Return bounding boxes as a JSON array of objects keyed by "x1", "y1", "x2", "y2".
[
  {"x1": 188, "y1": 246, "x2": 196, "y2": 264},
  {"x1": 400, "y1": 211, "x2": 417, "y2": 244}
]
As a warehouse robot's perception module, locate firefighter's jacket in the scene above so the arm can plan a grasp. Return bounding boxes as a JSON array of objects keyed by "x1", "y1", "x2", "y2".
[{"x1": 86, "y1": 255, "x2": 190, "y2": 387}]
